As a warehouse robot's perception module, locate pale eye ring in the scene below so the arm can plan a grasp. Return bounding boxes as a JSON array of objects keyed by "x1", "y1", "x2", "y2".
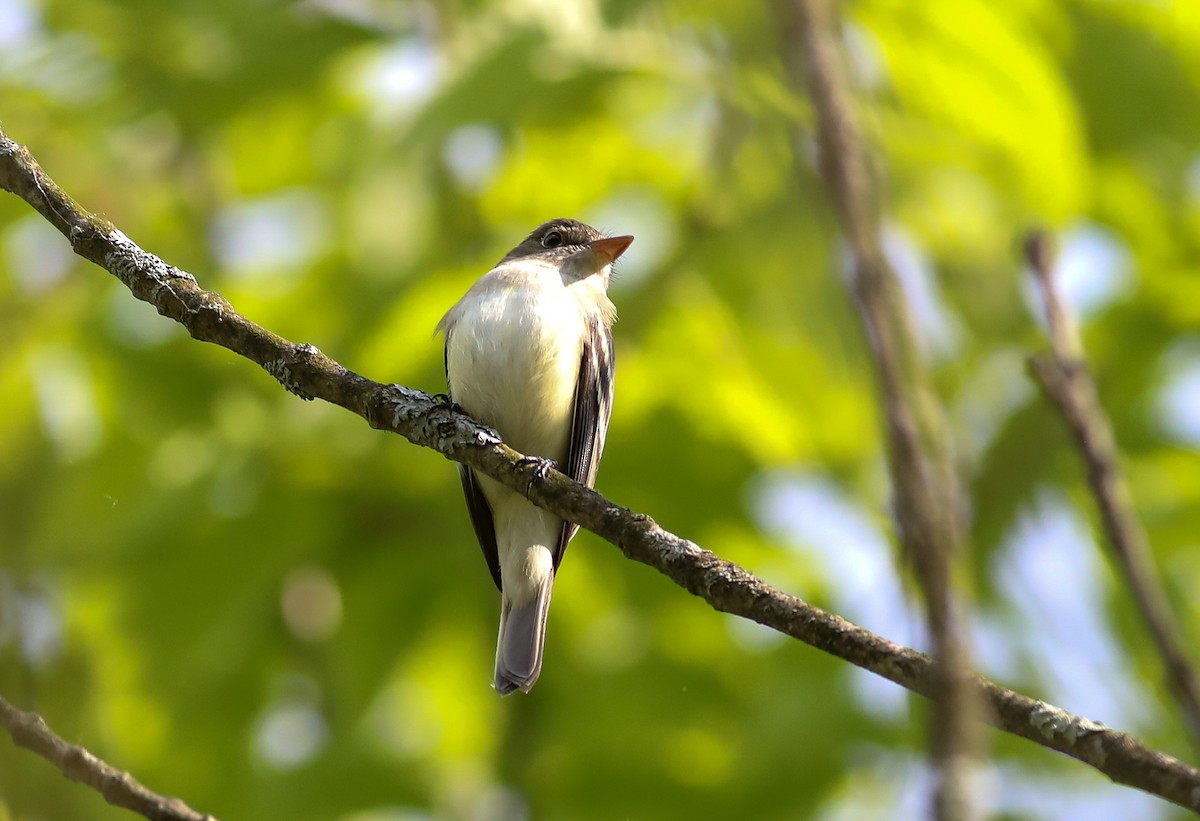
[{"x1": 541, "y1": 230, "x2": 564, "y2": 248}]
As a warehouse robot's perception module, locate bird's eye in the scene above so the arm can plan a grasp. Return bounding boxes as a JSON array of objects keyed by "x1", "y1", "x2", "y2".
[{"x1": 541, "y1": 230, "x2": 563, "y2": 249}]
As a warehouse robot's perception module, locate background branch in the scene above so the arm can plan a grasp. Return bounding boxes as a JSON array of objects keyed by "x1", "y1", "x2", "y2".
[
  {"x1": 1026, "y1": 230, "x2": 1200, "y2": 751},
  {"x1": 3, "y1": 127, "x2": 1200, "y2": 816},
  {"x1": 778, "y1": 3, "x2": 978, "y2": 817},
  {"x1": 0, "y1": 694, "x2": 216, "y2": 821}
]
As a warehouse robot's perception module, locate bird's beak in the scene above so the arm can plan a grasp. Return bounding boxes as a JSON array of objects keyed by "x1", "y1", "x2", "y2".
[{"x1": 588, "y1": 235, "x2": 634, "y2": 264}]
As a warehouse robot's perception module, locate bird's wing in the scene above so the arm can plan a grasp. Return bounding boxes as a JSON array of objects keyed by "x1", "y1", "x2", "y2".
[
  {"x1": 554, "y1": 316, "x2": 615, "y2": 569},
  {"x1": 459, "y1": 464, "x2": 502, "y2": 590},
  {"x1": 445, "y1": 331, "x2": 502, "y2": 591}
]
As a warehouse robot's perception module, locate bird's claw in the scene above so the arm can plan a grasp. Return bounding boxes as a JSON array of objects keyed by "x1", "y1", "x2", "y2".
[
  {"x1": 517, "y1": 455, "x2": 556, "y2": 496},
  {"x1": 433, "y1": 393, "x2": 468, "y2": 415}
]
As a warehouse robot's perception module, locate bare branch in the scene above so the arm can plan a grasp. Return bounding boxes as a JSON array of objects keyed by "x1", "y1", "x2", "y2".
[
  {"x1": 777, "y1": 2, "x2": 978, "y2": 817},
  {"x1": 0, "y1": 694, "x2": 217, "y2": 821},
  {"x1": 1026, "y1": 229, "x2": 1200, "y2": 750},
  {"x1": 3, "y1": 126, "x2": 1200, "y2": 815}
]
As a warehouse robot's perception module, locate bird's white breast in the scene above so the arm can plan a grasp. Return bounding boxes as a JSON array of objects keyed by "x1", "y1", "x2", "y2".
[{"x1": 444, "y1": 261, "x2": 587, "y2": 465}]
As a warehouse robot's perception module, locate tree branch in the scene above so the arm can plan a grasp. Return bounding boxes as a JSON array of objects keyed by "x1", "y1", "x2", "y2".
[
  {"x1": 1026, "y1": 229, "x2": 1200, "y2": 751},
  {"x1": 0, "y1": 694, "x2": 217, "y2": 821},
  {"x1": 3, "y1": 126, "x2": 1200, "y2": 816},
  {"x1": 778, "y1": 2, "x2": 977, "y2": 817}
]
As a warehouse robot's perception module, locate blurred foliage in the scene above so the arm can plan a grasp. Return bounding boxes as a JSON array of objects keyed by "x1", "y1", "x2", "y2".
[{"x1": 1, "y1": 0, "x2": 1199, "y2": 819}]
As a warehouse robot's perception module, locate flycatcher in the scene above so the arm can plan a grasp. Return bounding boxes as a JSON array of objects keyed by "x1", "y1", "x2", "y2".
[{"x1": 438, "y1": 219, "x2": 633, "y2": 694}]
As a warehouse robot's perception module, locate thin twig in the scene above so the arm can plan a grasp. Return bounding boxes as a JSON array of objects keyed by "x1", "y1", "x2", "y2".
[
  {"x1": 1026, "y1": 229, "x2": 1200, "y2": 751},
  {"x1": 2, "y1": 125, "x2": 1200, "y2": 815},
  {"x1": 0, "y1": 694, "x2": 217, "y2": 821},
  {"x1": 778, "y1": 2, "x2": 978, "y2": 818}
]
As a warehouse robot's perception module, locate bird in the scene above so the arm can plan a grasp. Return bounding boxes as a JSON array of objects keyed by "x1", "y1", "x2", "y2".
[{"x1": 437, "y1": 218, "x2": 633, "y2": 694}]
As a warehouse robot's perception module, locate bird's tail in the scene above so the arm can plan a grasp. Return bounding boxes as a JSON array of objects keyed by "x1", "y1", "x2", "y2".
[{"x1": 494, "y1": 574, "x2": 553, "y2": 695}]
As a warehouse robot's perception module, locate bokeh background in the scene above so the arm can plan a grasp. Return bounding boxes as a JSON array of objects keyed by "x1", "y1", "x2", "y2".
[{"x1": 2, "y1": 0, "x2": 1200, "y2": 819}]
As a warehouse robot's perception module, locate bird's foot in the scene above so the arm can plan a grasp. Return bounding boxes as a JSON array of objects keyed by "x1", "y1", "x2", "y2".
[
  {"x1": 433, "y1": 393, "x2": 468, "y2": 415},
  {"x1": 517, "y1": 455, "x2": 557, "y2": 496}
]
